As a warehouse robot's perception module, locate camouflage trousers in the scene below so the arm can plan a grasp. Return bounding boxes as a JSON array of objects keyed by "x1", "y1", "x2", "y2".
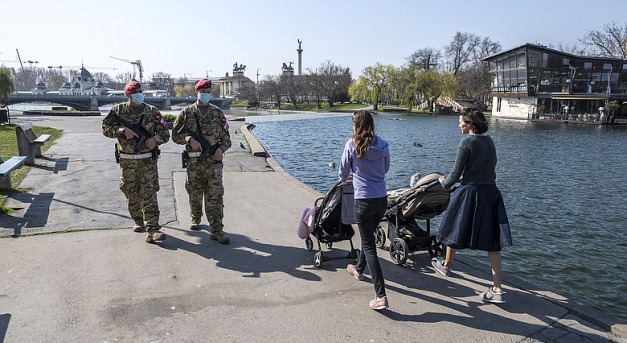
[
  {"x1": 185, "y1": 158, "x2": 224, "y2": 232},
  {"x1": 119, "y1": 158, "x2": 161, "y2": 229}
]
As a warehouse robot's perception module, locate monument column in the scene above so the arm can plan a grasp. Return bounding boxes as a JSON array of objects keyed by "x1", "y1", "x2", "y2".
[{"x1": 297, "y1": 39, "x2": 303, "y2": 76}]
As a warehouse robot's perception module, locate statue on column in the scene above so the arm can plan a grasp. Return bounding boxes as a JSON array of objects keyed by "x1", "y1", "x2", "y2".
[{"x1": 297, "y1": 39, "x2": 302, "y2": 50}]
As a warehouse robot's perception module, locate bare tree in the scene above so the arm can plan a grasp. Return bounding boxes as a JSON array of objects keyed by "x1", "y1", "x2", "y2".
[
  {"x1": 259, "y1": 76, "x2": 283, "y2": 109},
  {"x1": 236, "y1": 81, "x2": 260, "y2": 106},
  {"x1": 444, "y1": 32, "x2": 481, "y2": 76},
  {"x1": 457, "y1": 37, "x2": 501, "y2": 103},
  {"x1": 548, "y1": 42, "x2": 587, "y2": 55},
  {"x1": 92, "y1": 72, "x2": 114, "y2": 84},
  {"x1": 306, "y1": 61, "x2": 352, "y2": 108},
  {"x1": 579, "y1": 21, "x2": 627, "y2": 58},
  {"x1": 406, "y1": 47, "x2": 441, "y2": 71},
  {"x1": 11, "y1": 67, "x2": 39, "y2": 91},
  {"x1": 115, "y1": 72, "x2": 134, "y2": 84},
  {"x1": 280, "y1": 73, "x2": 303, "y2": 108},
  {"x1": 473, "y1": 37, "x2": 501, "y2": 62},
  {"x1": 47, "y1": 73, "x2": 67, "y2": 91},
  {"x1": 149, "y1": 72, "x2": 174, "y2": 95}
]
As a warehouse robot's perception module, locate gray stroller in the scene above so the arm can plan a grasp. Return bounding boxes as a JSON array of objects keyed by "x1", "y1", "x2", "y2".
[
  {"x1": 375, "y1": 172, "x2": 451, "y2": 265},
  {"x1": 305, "y1": 180, "x2": 360, "y2": 267}
]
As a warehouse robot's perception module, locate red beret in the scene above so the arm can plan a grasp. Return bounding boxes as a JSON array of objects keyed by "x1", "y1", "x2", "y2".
[
  {"x1": 124, "y1": 81, "x2": 142, "y2": 96},
  {"x1": 195, "y1": 79, "x2": 212, "y2": 91}
]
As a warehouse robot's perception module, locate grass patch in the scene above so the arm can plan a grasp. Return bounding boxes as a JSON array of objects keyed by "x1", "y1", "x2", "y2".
[{"x1": 0, "y1": 124, "x2": 62, "y2": 214}]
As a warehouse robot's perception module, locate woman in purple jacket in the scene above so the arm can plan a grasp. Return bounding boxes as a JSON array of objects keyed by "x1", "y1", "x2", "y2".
[{"x1": 339, "y1": 110, "x2": 390, "y2": 310}]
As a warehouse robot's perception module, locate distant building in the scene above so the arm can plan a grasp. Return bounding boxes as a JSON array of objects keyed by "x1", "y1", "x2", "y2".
[
  {"x1": 56, "y1": 67, "x2": 107, "y2": 96},
  {"x1": 483, "y1": 43, "x2": 627, "y2": 120},
  {"x1": 32, "y1": 81, "x2": 48, "y2": 95},
  {"x1": 218, "y1": 63, "x2": 254, "y2": 98},
  {"x1": 144, "y1": 89, "x2": 169, "y2": 98}
]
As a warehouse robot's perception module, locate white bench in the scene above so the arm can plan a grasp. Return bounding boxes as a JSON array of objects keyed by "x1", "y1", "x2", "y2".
[
  {"x1": 0, "y1": 156, "x2": 27, "y2": 190},
  {"x1": 16, "y1": 123, "x2": 51, "y2": 165}
]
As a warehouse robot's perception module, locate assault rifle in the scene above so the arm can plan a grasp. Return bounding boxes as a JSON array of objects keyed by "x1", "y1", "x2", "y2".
[
  {"x1": 108, "y1": 110, "x2": 160, "y2": 160},
  {"x1": 177, "y1": 124, "x2": 221, "y2": 165}
]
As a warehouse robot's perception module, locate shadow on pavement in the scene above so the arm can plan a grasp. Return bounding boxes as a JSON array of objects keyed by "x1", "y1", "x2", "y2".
[{"x1": 158, "y1": 229, "x2": 322, "y2": 282}]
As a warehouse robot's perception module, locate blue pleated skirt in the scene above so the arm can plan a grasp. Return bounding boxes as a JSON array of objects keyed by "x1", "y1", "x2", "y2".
[{"x1": 436, "y1": 184, "x2": 512, "y2": 251}]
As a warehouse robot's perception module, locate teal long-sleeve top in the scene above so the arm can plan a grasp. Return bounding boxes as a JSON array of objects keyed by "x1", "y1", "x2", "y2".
[{"x1": 441, "y1": 135, "x2": 497, "y2": 190}]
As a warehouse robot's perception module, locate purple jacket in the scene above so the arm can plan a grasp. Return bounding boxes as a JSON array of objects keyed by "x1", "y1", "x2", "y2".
[{"x1": 338, "y1": 136, "x2": 390, "y2": 199}]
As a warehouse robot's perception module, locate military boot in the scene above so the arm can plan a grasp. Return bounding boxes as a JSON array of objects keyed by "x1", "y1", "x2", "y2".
[
  {"x1": 132, "y1": 219, "x2": 145, "y2": 233},
  {"x1": 189, "y1": 218, "x2": 202, "y2": 231},
  {"x1": 146, "y1": 229, "x2": 166, "y2": 243},
  {"x1": 210, "y1": 230, "x2": 230, "y2": 244}
]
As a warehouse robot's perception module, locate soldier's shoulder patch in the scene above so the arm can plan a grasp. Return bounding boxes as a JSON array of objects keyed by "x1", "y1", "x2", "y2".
[
  {"x1": 220, "y1": 115, "x2": 229, "y2": 133},
  {"x1": 154, "y1": 111, "x2": 168, "y2": 127}
]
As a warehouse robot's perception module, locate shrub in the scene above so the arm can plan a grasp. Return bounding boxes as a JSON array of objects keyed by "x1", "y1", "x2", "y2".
[{"x1": 162, "y1": 114, "x2": 177, "y2": 122}]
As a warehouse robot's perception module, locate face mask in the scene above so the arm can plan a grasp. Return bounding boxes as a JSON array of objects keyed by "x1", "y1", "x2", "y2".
[
  {"x1": 198, "y1": 93, "x2": 212, "y2": 103},
  {"x1": 131, "y1": 92, "x2": 144, "y2": 104}
]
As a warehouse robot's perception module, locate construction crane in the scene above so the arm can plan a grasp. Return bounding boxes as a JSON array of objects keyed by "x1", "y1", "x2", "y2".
[
  {"x1": 14, "y1": 49, "x2": 39, "y2": 70},
  {"x1": 110, "y1": 56, "x2": 143, "y2": 82},
  {"x1": 15, "y1": 49, "x2": 25, "y2": 72}
]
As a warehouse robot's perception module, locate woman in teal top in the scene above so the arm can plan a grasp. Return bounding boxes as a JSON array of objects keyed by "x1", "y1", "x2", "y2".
[{"x1": 432, "y1": 109, "x2": 512, "y2": 304}]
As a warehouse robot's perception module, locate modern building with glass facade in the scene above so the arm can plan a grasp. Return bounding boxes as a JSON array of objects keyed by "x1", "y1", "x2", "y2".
[{"x1": 483, "y1": 43, "x2": 627, "y2": 122}]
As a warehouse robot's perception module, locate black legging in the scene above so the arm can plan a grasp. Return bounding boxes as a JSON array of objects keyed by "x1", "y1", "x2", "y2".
[{"x1": 353, "y1": 196, "x2": 387, "y2": 298}]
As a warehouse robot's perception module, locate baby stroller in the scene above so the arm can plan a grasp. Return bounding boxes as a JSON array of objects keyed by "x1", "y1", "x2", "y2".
[
  {"x1": 375, "y1": 172, "x2": 450, "y2": 265},
  {"x1": 305, "y1": 180, "x2": 360, "y2": 267}
]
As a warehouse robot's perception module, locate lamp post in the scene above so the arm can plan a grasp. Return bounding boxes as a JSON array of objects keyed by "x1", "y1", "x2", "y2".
[
  {"x1": 607, "y1": 65, "x2": 613, "y2": 95},
  {"x1": 206, "y1": 70, "x2": 212, "y2": 78},
  {"x1": 566, "y1": 66, "x2": 576, "y2": 94}
]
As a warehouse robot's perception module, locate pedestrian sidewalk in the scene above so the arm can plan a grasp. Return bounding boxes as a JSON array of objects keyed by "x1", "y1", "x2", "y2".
[{"x1": 0, "y1": 113, "x2": 624, "y2": 342}]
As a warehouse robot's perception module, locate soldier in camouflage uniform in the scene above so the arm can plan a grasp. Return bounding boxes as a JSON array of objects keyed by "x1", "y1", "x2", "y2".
[
  {"x1": 172, "y1": 79, "x2": 232, "y2": 244},
  {"x1": 102, "y1": 81, "x2": 171, "y2": 244}
]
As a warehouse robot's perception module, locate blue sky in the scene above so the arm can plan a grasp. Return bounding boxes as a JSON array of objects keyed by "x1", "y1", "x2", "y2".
[{"x1": 3, "y1": 0, "x2": 627, "y2": 81}]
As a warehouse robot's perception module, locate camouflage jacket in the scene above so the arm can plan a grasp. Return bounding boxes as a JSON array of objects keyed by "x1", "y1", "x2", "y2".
[
  {"x1": 171, "y1": 103, "x2": 231, "y2": 153},
  {"x1": 102, "y1": 102, "x2": 171, "y2": 154}
]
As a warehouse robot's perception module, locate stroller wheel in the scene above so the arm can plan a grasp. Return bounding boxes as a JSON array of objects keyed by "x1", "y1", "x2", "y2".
[
  {"x1": 428, "y1": 236, "x2": 438, "y2": 258},
  {"x1": 389, "y1": 238, "x2": 408, "y2": 265},
  {"x1": 375, "y1": 225, "x2": 386, "y2": 249},
  {"x1": 314, "y1": 252, "x2": 323, "y2": 267},
  {"x1": 326, "y1": 242, "x2": 333, "y2": 249},
  {"x1": 305, "y1": 237, "x2": 313, "y2": 251}
]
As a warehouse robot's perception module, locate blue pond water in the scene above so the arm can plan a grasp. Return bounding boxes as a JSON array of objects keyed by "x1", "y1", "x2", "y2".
[{"x1": 247, "y1": 112, "x2": 627, "y2": 322}]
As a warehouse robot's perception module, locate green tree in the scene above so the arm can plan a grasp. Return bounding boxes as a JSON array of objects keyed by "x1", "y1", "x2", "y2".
[
  {"x1": 173, "y1": 84, "x2": 195, "y2": 97},
  {"x1": 0, "y1": 67, "x2": 14, "y2": 104},
  {"x1": 397, "y1": 66, "x2": 423, "y2": 111},
  {"x1": 361, "y1": 63, "x2": 395, "y2": 110},
  {"x1": 348, "y1": 76, "x2": 371, "y2": 104},
  {"x1": 418, "y1": 69, "x2": 458, "y2": 111}
]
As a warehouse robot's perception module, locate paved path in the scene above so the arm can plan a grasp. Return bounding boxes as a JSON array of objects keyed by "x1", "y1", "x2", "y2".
[{"x1": 0, "y1": 113, "x2": 625, "y2": 342}]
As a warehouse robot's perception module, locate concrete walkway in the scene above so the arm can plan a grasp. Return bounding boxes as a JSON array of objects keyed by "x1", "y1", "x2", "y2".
[{"x1": 0, "y1": 113, "x2": 624, "y2": 342}]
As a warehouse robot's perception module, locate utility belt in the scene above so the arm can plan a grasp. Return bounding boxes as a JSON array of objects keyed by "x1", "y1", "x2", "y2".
[
  {"x1": 181, "y1": 151, "x2": 221, "y2": 168},
  {"x1": 120, "y1": 152, "x2": 153, "y2": 160},
  {"x1": 181, "y1": 151, "x2": 199, "y2": 168},
  {"x1": 114, "y1": 144, "x2": 160, "y2": 163}
]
